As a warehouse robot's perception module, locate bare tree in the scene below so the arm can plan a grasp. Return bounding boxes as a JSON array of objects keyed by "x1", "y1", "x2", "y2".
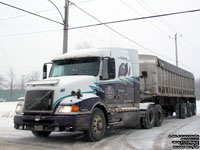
[
  {"x1": 15, "y1": 71, "x2": 41, "y2": 97},
  {"x1": 26, "y1": 70, "x2": 41, "y2": 83},
  {"x1": 3, "y1": 68, "x2": 16, "y2": 101},
  {"x1": 0, "y1": 74, "x2": 6, "y2": 89},
  {"x1": 75, "y1": 41, "x2": 94, "y2": 50},
  {"x1": 19, "y1": 75, "x2": 26, "y2": 90}
]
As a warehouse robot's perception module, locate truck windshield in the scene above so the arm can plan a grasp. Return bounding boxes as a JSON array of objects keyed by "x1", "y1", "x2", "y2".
[{"x1": 50, "y1": 57, "x2": 100, "y2": 77}]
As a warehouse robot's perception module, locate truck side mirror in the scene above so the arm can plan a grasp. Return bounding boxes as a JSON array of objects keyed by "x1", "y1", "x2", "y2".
[
  {"x1": 100, "y1": 58, "x2": 115, "y2": 80},
  {"x1": 43, "y1": 64, "x2": 47, "y2": 79},
  {"x1": 100, "y1": 58, "x2": 109, "y2": 80},
  {"x1": 108, "y1": 58, "x2": 115, "y2": 79},
  {"x1": 141, "y1": 71, "x2": 148, "y2": 79},
  {"x1": 43, "y1": 62, "x2": 52, "y2": 79}
]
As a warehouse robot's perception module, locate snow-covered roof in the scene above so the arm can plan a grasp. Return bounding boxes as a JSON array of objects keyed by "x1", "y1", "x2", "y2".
[
  {"x1": 52, "y1": 47, "x2": 138, "y2": 61},
  {"x1": 52, "y1": 48, "x2": 112, "y2": 61}
]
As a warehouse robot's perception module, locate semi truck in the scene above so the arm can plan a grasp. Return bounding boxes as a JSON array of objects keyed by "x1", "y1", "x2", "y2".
[{"x1": 14, "y1": 47, "x2": 196, "y2": 141}]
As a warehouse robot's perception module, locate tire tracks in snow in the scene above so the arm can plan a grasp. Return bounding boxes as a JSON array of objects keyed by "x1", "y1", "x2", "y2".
[
  {"x1": 0, "y1": 139, "x2": 54, "y2": 150},
  {"x1": 152, "y1": 116, "x2": 197, "y2": 150},
  {"x1": 83, "y1": 129, "x2": 139, "y2": 150}
]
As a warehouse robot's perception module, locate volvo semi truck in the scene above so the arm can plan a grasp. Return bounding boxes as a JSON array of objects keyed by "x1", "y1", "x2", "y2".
[{"x1": 14, "y1": 47, "x2": 196, "y2": 141}]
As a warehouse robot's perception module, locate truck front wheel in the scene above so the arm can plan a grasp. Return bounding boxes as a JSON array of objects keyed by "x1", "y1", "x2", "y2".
[
  {"x1": 85, "y1": 108, "x2": 106, "y2": 142},
  {"x1": 31, "y1": 131, "x2": 51, "y2": 137}
]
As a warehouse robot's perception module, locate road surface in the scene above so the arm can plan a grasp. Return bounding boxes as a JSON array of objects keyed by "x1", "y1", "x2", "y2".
[{"x1": 0, "y1": 102, "x2": 199, "y2": 150}]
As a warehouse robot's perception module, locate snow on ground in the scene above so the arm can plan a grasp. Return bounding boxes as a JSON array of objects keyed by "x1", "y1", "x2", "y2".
[
  {"x1": 0, "y1": 102, "x2": 17, "y2": 118},
  {"x1": 0, "y1": 102, "x2": 18, "y2": 125}
]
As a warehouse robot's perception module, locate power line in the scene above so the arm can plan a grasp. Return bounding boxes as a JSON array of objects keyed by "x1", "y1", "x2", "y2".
[
  {"x1": 0, "y1": 29, "x2": 62, "y2": 37},
  {"x1": 71, "y1": 3, "x2": 175, "y2": 61},
  {"x1": 120, "y1": 0, "x2": 170, "y2": 37},
  {"x1": 182, "y1": 37, "x2": 200, "y2": 55},
  {"x1": 0, "y1": 6, "x2": 64, "y2": 22},
  {"x1": 74, "y1": 0, "x2": 97, "y2": 5},
  {"x1": 48, "y1": 0, "x2": 64, "y2": 23},
  {"x1": 68, "y1": 8, "x2": 200, "y2": 30},
  {"x1": 136, "y1": 0, "x2": 200, "y2": 66},
  {"x1": 179, "y1": 62, "x2": 200, "y2": 74},
  {"x1": 76, "y1": 29, "x2": 121, "y2": 47},
  {"x1": 0, "y1": 1, "x2": 64, "y2": 25},
  {"x1": 136, "y1": 0, "x2": 178, "y2": 33},
  {"x1": 0, "y1": 42, "x2": 10, "y2": 68},
  {"x1": 72, "y1": 3, "x2": 200, "y2": 75}
]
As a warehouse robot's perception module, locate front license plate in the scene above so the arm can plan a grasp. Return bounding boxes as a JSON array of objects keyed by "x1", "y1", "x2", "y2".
[{"x1": 34, "y1": 125, "x2": 43, "y2": 131}]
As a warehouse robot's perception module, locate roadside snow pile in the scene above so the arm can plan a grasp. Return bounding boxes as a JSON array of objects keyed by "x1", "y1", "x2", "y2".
[{"x1": 0, "y1": 102, "x2": 18, "y2": 120}]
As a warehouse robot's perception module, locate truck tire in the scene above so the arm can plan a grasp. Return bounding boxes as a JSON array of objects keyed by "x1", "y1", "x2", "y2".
[
  {"x1": 141, "y1": 105, "x2": 155, "y2": 129},
  {"x1": 31, "y1": 131, "x2": 51, "y2": 137},
  {"x1": 154, "y1": 105, "x2": 163, "y2": 127},
  {"x1": 175, "y1": 103, "x2": 181, "y2": 118},
  {"x1": 85, "y1": 108, "x2": 106, "y2": 142},
  {"x1": 180, "y1": 103, "x2": 187, "y2": 119},
  {"x1": 191, "y1": 103, "x2": 197, "y2": 116},
  {"x1": 186, "y1": 103, "x2": 192, "y2": 117}
]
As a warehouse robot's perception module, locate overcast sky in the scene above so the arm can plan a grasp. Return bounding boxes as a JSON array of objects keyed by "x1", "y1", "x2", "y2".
[{"x1": 0, "y1": 0, "x2": 200, "y2": 78}]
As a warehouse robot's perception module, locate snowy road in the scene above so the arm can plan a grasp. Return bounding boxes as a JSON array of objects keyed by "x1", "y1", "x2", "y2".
[{"x1": 0, "y1": 102, "x2": 199, "y2": 150}]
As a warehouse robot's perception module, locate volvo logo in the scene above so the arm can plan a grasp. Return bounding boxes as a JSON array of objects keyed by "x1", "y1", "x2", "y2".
[{"x1": 35, "y1": 116, "x2": 41, "y2": 121}]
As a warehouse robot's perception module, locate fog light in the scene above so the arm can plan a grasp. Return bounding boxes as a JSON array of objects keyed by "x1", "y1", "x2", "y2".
[
  {"x1": 54, "y1": 127, "x2": 60, "y2": 132},
  {"x1": 19, "y1": 125, "x2": 23, "y2": 130}
]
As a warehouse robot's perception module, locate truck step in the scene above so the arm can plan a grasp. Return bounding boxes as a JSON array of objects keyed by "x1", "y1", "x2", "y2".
[{"x1": 109, "y1": 121, "x2": 124, "y2": 127}]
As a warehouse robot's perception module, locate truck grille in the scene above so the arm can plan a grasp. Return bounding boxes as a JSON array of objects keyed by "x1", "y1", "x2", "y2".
[{"x1": 24, "y1": 90, "x2": 54, "y2": 113}]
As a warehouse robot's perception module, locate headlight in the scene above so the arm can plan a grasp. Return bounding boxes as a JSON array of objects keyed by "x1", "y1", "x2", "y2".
[
  {"x1": 58, "y1": 106, "x2": 79, "y2": 113},
  {"x1": 15, "y1": 104, "x2": 23, "y2": 114}
]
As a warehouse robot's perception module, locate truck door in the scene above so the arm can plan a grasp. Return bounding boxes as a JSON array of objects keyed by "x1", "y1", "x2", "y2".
[
  {"x1": 97, "y1": 57, "x2": 118, "y2": 107},
  {"x1": 116, "y1": 53, "x2": 134, "y2": 105}
]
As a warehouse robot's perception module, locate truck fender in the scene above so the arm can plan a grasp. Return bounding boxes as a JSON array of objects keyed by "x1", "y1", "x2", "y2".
[
  {"x1": 140, "y1": 102, "x2": 154, "y2": 111},
  {"x1": 91, "y1": 102, "x2": 109, "y2": 114},
  {"x1": 90, "y1": 101, "x2": 109, "y2": 126}
]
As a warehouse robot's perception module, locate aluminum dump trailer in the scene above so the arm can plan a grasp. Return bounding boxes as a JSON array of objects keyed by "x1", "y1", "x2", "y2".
[{"x1": 139, "y1": 54, "x2": 196, "y2": 118}]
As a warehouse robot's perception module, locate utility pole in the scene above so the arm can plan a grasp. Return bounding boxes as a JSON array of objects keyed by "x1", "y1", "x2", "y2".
[
  {"x1": 63, "y1": 0, "x2": 69, "y2": 54},
  {"x1": 170, "y1": 33, "x2": 182, "y2": 67}
]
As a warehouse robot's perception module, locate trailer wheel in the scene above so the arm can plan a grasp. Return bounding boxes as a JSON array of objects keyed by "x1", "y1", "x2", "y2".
[
  {"x1": 85, "y1": 108, "x2": 106, "y2": 142},
  {"x1": 141, "y1": 105, "x2": 155, "y2": 129},
  {"x1": 180, "y1": 103, "x2": 187, "y2": 119},
  {"x1": 175, "y1": 103, "x2": 181, "y2": 118},
  {"x1": 186, "y1": 103, "x2": 192, "y2": 117},
  {"x1": 154, "y1": 105, "x2": 163, "y2": 127},
  {"x1": 191, "y1": 103, "x2": 197, "y2": 116},
  {"x1": 31, "y1": 131, "x2": 51, "y2": 137}
]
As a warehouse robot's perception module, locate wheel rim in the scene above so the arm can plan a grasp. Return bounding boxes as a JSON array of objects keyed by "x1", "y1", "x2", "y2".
[{"x1": 93, "y1": 115, "x2": 103, "y2": 135}]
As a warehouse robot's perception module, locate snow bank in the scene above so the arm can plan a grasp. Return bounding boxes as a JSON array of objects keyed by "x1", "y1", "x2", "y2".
[{"x1": 0, "y1": 102, "x2": 18, "y2": 120}]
